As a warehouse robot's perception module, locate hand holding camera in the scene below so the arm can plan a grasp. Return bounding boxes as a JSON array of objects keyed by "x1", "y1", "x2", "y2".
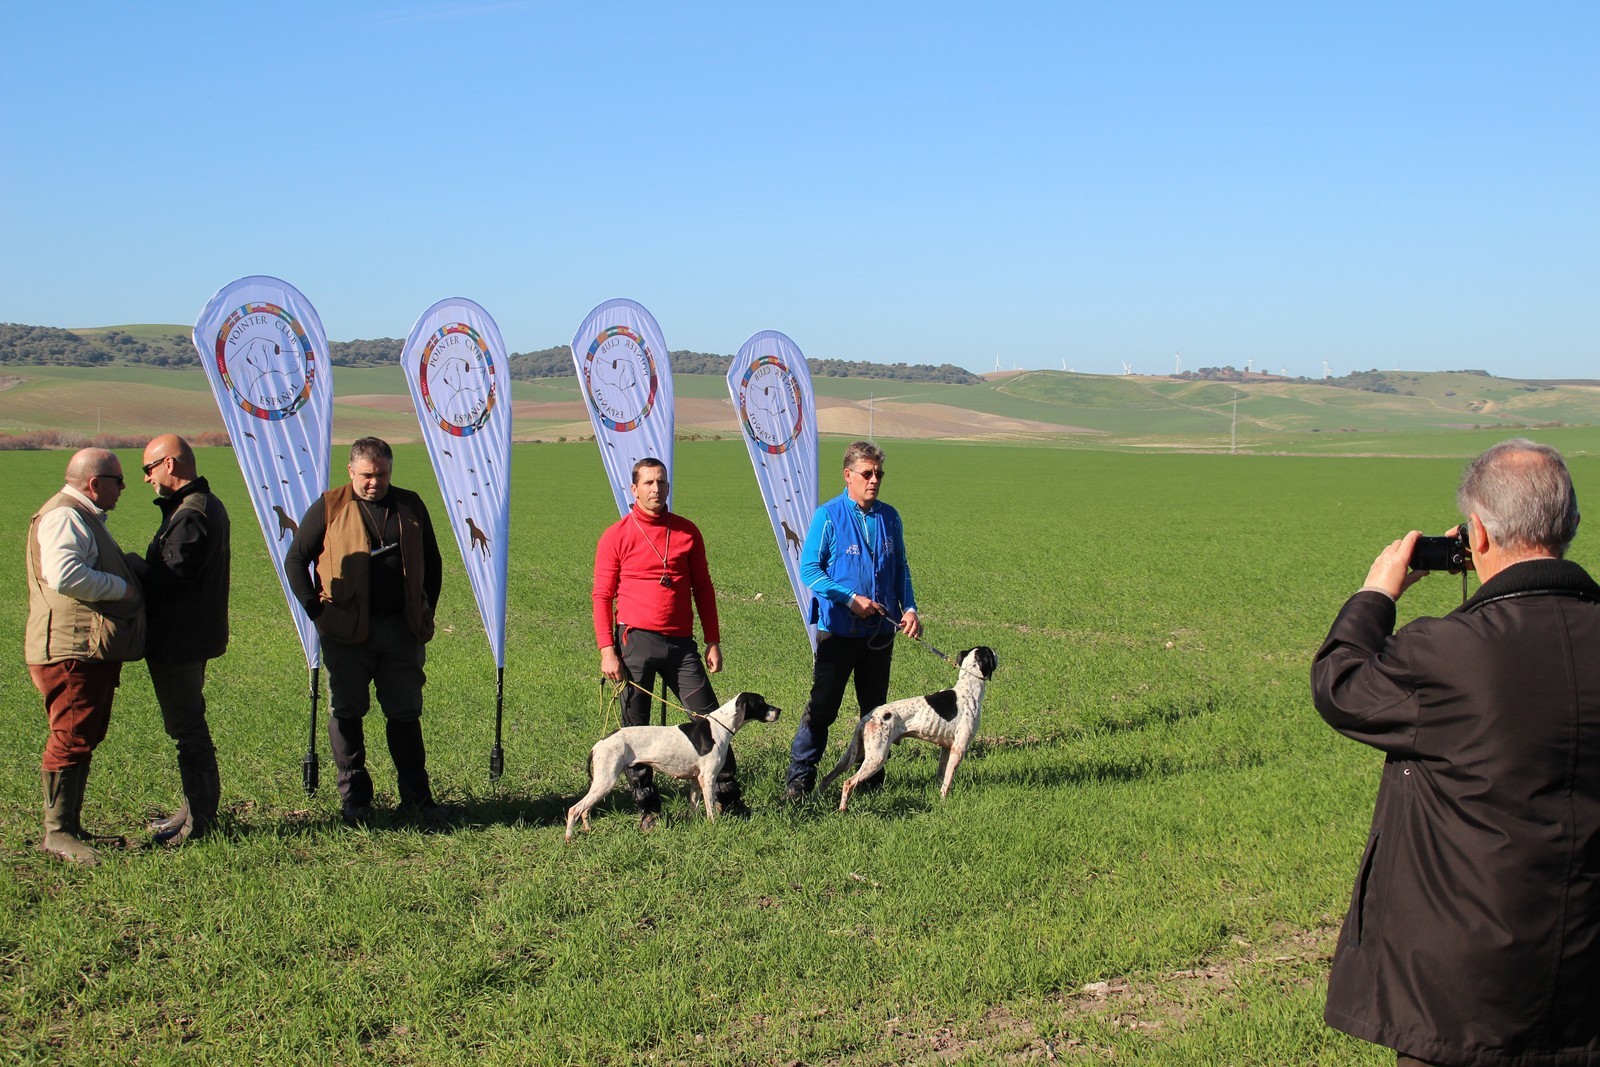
[
  {"x1": 1361, "y1": 524, "x2": 1474, "y2": 602},
  {"x1": 1409, "y1": 525, "x2": 1473, "y2": 575}
]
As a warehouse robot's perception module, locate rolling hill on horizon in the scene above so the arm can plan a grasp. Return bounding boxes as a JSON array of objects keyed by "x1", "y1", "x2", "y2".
[
  {"x1": 4, "y1": 324, "x2": 1600, "y2": 456},
  {"x1": 6, "y1": 360, "x2": 1600, "y2": 459}
]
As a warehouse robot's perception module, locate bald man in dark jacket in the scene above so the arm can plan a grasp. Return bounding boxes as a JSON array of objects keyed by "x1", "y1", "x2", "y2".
[{"x1": 1312, "y1": 439, "x2": 1600, "y2": 1067}]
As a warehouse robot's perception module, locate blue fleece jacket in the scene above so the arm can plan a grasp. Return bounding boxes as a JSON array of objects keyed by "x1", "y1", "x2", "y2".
[{"x1": 801, "y1": 490, "x2": 916, "y2": 638}]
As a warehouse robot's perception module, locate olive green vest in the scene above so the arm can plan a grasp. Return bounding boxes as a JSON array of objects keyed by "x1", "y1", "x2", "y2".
[{"x1": 25, "y1": 492, "x2": 145, "y2": 664}]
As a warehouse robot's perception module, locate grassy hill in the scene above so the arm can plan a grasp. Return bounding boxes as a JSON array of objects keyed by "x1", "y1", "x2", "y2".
[{"x1": 6, "y1": 336, "x2": 1600, "y2": 455}]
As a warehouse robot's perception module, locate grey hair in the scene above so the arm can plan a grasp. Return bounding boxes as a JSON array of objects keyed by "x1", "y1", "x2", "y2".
[
  {"x1": 1456, "y1": 438, "x2": 1579, "y2": 555},
  {"x1": 841, "y1": 440, "x2": 884, "y2": 471},
  {"x1": 349, "y1": 437, "x2": 393, "y2": 465}
]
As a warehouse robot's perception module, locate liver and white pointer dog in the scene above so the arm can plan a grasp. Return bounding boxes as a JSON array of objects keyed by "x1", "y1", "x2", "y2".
[
  {"x1": 566, "y1": 692, "x2": 781, "y2": 840},
  {"x1": 820, "y1": 646, "x2": 997, "y2": 811}
]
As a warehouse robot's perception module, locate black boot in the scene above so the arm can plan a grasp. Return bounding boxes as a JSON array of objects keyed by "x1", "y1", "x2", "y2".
[
  {"x1": 155, "y1": 747, "x2": 221, "y2": 845},
  {"x1": 627, "y1": 762, "x2": 662, "y2": 828},
  {"x1": 713, "y1": 748, "x2": 750, "y2": 818},
  {"x1": 148, "y1": 801, "x2": 189, "y2": 838},
  {"x1": 386, "y1": 719, "x2": 449, "y2": 824},
  {"x1": 328, "y1": 715, "x2": 374, "y2": 825}
]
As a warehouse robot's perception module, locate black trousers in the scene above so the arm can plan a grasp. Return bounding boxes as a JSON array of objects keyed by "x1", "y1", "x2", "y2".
[
  {"x1": 614, "y1": 626, "x2": 739, "y2": 811},
  {"x1": 786, "y1": 632, "x2": 894, "y2": 789}
]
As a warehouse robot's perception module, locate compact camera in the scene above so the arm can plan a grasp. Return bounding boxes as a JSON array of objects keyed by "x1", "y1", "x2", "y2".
[{"x1": 1409, "y1": 526, "x2": 1472, "y2": 574}]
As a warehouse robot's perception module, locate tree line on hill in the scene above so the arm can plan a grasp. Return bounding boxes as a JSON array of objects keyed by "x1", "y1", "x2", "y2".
[{"x1": 0, "y1": 323, "x2": 980, "y2": 384}]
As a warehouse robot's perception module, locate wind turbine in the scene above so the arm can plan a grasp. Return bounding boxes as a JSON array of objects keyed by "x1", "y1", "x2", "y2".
[
  {"x1": 1322, "y1": 361, "x2": 1333, "y2": 379},
  {"x1": 1122, "y1": 361, "x2": 1133, "y2": 375},
  {"x1": 1174, "y1": 351, "x2": 1182, "y2": 375},
  {"x1": 1245, "y1": 359, "x2": 1253, "y2": 374}
]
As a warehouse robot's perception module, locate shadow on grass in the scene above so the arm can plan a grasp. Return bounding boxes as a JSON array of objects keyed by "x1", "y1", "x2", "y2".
[
  {"x1": 976, "y1": 748, "x2": 1268, "y2": 790},
  {"x1": 205, "y1": 786, "x2": 582, "y2": 840}
]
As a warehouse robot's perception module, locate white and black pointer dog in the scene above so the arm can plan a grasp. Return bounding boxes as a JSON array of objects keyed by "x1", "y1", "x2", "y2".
[
  {"x1": 820, "y1": 646, "x2": 997, "y2": 811},
  {"x1": 565, "y1": 692, "x2": 781, "y2": 840}
]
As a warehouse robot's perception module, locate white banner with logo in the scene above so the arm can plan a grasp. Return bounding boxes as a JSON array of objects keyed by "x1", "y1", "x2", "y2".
[
  {"x1": 727, "y1": 330, "x2": 819, "y2": 650},
  {"x1": 192, "y1": 275, "x2": 333, "y2": 672},
  {"x1": 400, "y1": 298, "x2": 511, "y2": 669},
  {"x1": 569, "y1": 298, "x2": 675, "y2": 516}
]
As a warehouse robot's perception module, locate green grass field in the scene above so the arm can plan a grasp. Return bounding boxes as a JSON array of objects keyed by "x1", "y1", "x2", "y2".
[{"x1": 4, "y1": 439, "x2": 1599, "y2": 1064}]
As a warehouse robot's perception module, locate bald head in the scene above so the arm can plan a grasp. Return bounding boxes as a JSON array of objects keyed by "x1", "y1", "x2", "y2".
[
  {"x1": 142, "y1": 434, "x2": 197, "y2": 496},
  {"x1": 64, "y1": 448, "x2": 125, "y2": 510},
  {"x1": 65, "y1": 448, "x2": 119, "y2": 490}
]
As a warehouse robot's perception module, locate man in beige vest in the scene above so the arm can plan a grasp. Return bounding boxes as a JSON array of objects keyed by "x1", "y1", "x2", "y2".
[{"x1": 25, "y1": 447, "x2": 146, "y2": 864}]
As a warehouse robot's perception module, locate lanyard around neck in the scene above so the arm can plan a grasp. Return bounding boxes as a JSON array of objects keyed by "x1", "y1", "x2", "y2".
[{"x1": 629, "y1": 510, "x2": 673, "y2": 586}]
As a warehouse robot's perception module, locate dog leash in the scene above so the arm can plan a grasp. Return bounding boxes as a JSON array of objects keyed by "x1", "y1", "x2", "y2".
[
  {"x1": 596, "y1": 677, "x2": 716, "y2": 733},
  {"x1": 897, "y1": 629, "x2": 993, "y2": 684}
]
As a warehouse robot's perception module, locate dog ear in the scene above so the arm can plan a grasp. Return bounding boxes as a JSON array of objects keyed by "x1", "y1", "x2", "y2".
[
  {"x1": 735, "y1": 692, "x2": 757, "y2": 720},
  {"x1": 977, "y1": 646, "x2": 997, "y2": 678}
]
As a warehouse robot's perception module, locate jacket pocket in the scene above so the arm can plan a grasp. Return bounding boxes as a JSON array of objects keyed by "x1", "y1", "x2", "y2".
[
  {"x1": 316, "y1": 598, "x2": 363, "y2": 644},
  {"x1": 1350, "y1": 831, "x2": 1381, "y2": 946}
]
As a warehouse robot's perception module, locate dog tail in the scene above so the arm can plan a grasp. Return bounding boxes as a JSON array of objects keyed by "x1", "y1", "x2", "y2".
[{"x1": 817, "y1": 717, "x2": 865, "y2": 792}]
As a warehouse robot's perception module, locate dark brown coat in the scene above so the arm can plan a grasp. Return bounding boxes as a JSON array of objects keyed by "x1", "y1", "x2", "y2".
[{"x1": 1312, "y1": 558, "x2": 1600, "y2": 1066}]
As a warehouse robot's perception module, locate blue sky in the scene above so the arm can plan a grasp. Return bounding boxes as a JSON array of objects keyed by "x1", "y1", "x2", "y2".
[{"x1": 2, "y1": 2, "x2": 1594, "y2": 379}]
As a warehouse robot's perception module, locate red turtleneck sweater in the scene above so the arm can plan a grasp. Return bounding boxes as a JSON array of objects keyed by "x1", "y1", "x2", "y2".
[{"x1": 593, "y1": 505, "x2": 720, "y2": 647}]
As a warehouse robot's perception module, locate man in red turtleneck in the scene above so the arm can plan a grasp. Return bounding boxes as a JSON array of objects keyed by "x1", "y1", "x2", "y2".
[{"x1": 593, "y1": 457, "x2": 744, "y2": 824}]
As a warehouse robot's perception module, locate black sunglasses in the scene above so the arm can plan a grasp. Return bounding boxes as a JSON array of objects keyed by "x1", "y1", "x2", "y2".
[
  {"x1": 141, "y1": 457, "x2": 169, "y2": 475},
  {"x1": 94, "y1": 474, "x2": 125, "y2": 488},
  {"x1": 850, "y1": 468, "x2": 884, "y2": 481}
]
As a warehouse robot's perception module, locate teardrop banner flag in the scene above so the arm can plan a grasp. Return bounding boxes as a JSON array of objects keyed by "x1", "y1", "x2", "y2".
[
  {"x1": 193, "y1": 275, "x2": 333, "y2": 673},
  {"x1": 726, "y1": 330, "x2": 819, "y2": 650},
  {"x1": 402, "y1": 298, "x2": 514, "y2": 778},
  {"x1": 400, "y1": 298, "x2": 511, "y2": 669},
  {"x1": 570, "y1": 298, "x2": 674, "y2": 516},
  {"x1": 194, "y1": 275, "x2": 334, "y2": 793}
]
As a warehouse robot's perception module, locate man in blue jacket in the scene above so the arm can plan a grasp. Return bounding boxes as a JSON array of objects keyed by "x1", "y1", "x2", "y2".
[{"x1": 784, "y1": 441, "x2": 920, "y2": 801}]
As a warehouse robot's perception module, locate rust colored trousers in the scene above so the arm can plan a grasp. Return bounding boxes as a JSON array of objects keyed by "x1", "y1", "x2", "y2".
[{"x1": 31, "y1": 659, "x2": 122, "y2": 770}]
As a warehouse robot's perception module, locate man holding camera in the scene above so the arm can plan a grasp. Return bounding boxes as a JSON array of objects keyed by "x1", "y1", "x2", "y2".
[{"x1": 1311, "y1": 439, "x2": 1600, "y2": 1066}]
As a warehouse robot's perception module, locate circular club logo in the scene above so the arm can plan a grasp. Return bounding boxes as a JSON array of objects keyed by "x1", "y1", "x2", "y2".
[
  {"x1": 582, "y1": 325, "x2": 659, "y2": 432},
  {"x1": 418, "y1": 322, "x2": 498, "y2": 437},
  {"x1": 214, "y1": 302, "x2": 317, "y2": 420},
  {"x1": 738, "y1": 355, "x2": 805, "y2": 454}
]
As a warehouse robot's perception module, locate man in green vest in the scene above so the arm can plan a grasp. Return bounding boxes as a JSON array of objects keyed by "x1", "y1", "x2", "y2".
[
  {"x1": 131, "y1": 434, "x2": 230, "y2": 845},
  {"x1": 25, "y1": 447, "x2": 146, "y2": 864}
]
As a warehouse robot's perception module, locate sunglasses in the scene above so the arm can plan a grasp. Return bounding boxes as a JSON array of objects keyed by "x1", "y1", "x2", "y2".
[
  {"x1": 141, "y1": 456, "x2": 169, "y2": 475},
  {"x1": 94, "y1": 474, "x2": 125, "y2": 488},
  {"x1": 850, "y1": 468, "x2": 884, "y2": 481}
]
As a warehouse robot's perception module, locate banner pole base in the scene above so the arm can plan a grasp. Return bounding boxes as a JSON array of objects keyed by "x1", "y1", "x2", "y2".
[
  {"x1": 489, "y1": 666, "x2": 506, "y2": 781},
  {"x1": 303, "y1": 664, "x2": 320, "y2": 796}
]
